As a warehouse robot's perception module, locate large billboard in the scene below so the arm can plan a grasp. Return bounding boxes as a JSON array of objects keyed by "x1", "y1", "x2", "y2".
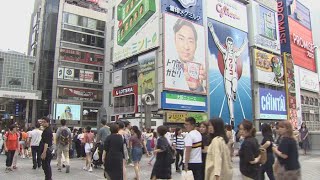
[
  {"x1": 259, "y1": 88, "x2": 287, "y2": 120},
  {"x1": 283, "y1": 53, "x2": 297, "y2": 129},
  {"x1": 248, "y1": 1, "x2": 281, "y2": 54},
  {"x1": 54, "y1": 103, "x2": 81, "y2": 121},
  {"x1": 288, "y1": 17, "x2": 315, "y2": 72},
  {"x1": 163, "y1": 14, "x2": 206, "y2": 94},
  {"x1": 161, "y1": 0, "x2": 203, "y2": 24},
  {"x1": 113, "y1": 0, "x2": 160, "y2": 62},
  {"x1": 57, "y1": 87, "x2": 103, "y2": 102},
  {"x1": 165, "y1": 111, "x2": 208, "y2": 123},
  {"x1": 298, "y1": 67, "x2": 320, "y2": 92},
  {"x1": 253, "y1": 49, "x2": 284, "y2": 86},
  {"x1": 207, "y1": 0, "x2": 248, "y2": 32},
  {"x1": 161, "y1": 91, "x2": 207, "y2": 111},
  {"x1": 207, "y1": 18, "x2": 252, "y2": 126},
  {"x1": 138, "y1": 51, "x2": 156, "y2": 105}
]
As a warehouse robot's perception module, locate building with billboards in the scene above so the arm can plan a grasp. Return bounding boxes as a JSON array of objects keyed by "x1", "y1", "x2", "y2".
[
  {"x1": 0, "y1": 51, "x2": 41, "y2": 128},
  {"x1": 277, "y1": 0, "x2": 319, "y2": 130},
  {"x1": 28, "y1": 0, "x2": 107, "y2": 127}
]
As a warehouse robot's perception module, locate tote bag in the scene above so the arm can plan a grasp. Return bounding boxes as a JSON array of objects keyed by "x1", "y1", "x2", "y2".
[{"x1": 181, "y1": 170, "x2": 194, "y2": 180}]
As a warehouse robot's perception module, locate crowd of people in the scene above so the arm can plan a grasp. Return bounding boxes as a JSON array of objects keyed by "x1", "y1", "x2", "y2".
[{"x1": 0, "y1": 117, "x2": 311, "y2": 180}]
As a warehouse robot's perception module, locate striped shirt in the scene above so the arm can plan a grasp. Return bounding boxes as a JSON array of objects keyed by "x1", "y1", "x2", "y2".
[{"x1": 173, "y1": 135, "x2": 185, "y2": 150}]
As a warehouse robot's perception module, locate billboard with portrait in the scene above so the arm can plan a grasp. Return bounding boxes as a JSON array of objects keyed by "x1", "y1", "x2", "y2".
[
  {"x1": 207, "y1": 18, "x2": 252, "y2": 127},
  {"x1": 248, "y1": 1, "x2": 280, "y2": 54},
  {"x1": 113, "y1": 0, "x2": 160, "y2": 62},
  {"x1": 161, "y1": 0, "x2": 203, "y2": 24},
  {"x1": 138, "y1": 51, "x2": 156, "y2": 105},
  {"x1": 207, "y1": 0, "x2": 248, "y2": 32},
  {"x1": 164, "y1": 14, "x2": 206, "y2": 94},
  {"x1": 54, "y1": 103, "x2": 81, "y2": 121},
  {"x1": 253, "y1": 49, "x2": 284, "y2": 86}
]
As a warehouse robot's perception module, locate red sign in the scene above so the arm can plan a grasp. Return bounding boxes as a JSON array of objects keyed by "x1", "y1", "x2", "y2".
[
  {"x1": 288, "y1": 17, "x2": 316, "y2": 72},
  {"x1": 113, "y1": 85, "x2": 138, "y2": 97},
  {"x1": 60, "y1": 48, "x2": 104, "y2": 66}
]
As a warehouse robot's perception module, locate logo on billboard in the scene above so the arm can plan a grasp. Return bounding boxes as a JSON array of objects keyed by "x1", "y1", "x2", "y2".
[
  {"x1": 115, "y1": 87, "x2": 134, "y2": 96},
  {"x1": 177, "y1": 0, "x2": 197, "y2": 8},
  {"x1": 261, "y1": 93, "x2": 286, "y2": 112},
  {"x1": 292, "y1": 33, "x2": 314, "y2": 59},
  {"x1": 216, "y1": 2, "x2": 240, "y2": 20},
  {"x1": 259, "y1": 88, "x2": 287, "y2": 119}
]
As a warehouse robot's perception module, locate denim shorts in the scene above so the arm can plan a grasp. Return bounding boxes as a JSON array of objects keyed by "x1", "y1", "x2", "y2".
[{"x1": 131, "y1": 147, "x2": 142, "y2": 162}]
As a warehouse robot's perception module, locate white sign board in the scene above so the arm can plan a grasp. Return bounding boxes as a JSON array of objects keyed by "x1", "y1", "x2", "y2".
[
  {"x1": 207, "y1": 0, "x2": 248, "y2": 32},
  {"x1": 113, "y1": 70, "x2": 123, "y2": 87},
  {"x1": 299, "y1": 67, "x2": 320, "y2": 92},
  {"x1": 64, "y1": 68, "x2": 74, "y2": 80}
]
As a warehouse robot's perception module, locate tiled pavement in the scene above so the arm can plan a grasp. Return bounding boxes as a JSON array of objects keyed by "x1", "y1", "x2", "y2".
[{"x1": 0, "y1": 150, "x2": 319, "y2": 180}]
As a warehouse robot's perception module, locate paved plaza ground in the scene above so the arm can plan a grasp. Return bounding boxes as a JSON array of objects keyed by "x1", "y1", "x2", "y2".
[{"x1": 0, "y1": 150, "x2": 320, "y2": 180}]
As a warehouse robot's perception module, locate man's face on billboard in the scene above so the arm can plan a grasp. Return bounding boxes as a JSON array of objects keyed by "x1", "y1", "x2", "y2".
[
  {"x1": 226, "y1": 38, "x2": 234, "y2": 50},
  {"x1": 175, "y1": 25, "x2": 196, "y2": 62}
]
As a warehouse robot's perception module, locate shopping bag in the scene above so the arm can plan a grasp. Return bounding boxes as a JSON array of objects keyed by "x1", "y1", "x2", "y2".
[
  {"x1": 181, "y1": 170, "x2": 194, "y2": 180},
  {"x1": 93, "y1": 148, "x2": 99, "y2": 161}
]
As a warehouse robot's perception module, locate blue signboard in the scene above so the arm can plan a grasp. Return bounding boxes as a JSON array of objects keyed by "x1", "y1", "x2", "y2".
[
  {"x1": 278, "y1": 0, "x2": 291, "y2": 53},
  {"x1": 259, "y1": 88, "x2": 287, "y2": 119},
  {"x1": 161, "y1": 0, "x2": 203, "y2": 24},
  {"x1": 161, "y1": 91, "x2": 207, "y2": 111}
]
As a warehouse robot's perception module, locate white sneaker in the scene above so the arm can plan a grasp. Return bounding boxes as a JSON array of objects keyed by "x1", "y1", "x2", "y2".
[
  {"x1": 88, "y1": 166, "x2": 93, "y2": 172},
  {"x1": 82, "y1": 166, "x2": 88, "y2": 171}
]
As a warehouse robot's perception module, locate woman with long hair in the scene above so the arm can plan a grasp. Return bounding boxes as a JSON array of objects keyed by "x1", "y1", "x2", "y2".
[
  {"x1": 150, "y1": 126, "x2": 172, "y2": 180},
  {"x1": 172, "y1": 127, "x2": 184, "y2": 172},
  {"x1": 129, "y1": 126, "x2": 149, "y2": 180},
  {"x1": 199, "y1": 121, "x2": 210, "y2": 177},
  {"x1": 239, "y1": 120, "x2": 260, "y2": 180},
  {"x1": 299, "y1": 122, "x2": 310, "y2": 155},
  {"x1": 205, "y1": 118, "x2": 233, "y2": 180},
  {"x1": 260, "y1": 123, "x2": 275, "y2": 180},
  {"x1": 272, "y1": 121, "x2": 301, "y2": 180}
]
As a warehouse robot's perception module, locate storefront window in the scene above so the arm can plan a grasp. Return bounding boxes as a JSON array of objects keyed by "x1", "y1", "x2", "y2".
[
  {"x1": 126, "y1": 66, "x2": 138, "y2": 84},
  {"x1": 114, "y1": 94, "x2": 135, "y2": 114}
]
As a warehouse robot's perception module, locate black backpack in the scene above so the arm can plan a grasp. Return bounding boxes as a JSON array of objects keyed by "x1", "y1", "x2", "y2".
[{"x1": 59, "y1": 128, "x2": 70, "y2": 146}]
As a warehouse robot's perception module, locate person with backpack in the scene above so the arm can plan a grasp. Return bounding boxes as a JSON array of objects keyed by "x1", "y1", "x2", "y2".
[{"x1": 56, "y1": 119, "x2": 72, "y2": 173}]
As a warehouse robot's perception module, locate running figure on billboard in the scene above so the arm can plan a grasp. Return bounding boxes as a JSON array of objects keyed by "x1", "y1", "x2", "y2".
[{"x1": 208, "y1": 22, "x2": 248, "y2": 124}]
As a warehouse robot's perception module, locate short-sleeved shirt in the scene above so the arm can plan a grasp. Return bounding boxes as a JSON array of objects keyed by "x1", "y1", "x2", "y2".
[
  {"x1": 40, "y1": 127, "x2": 53, "y2": 152},
  {"x1": 29, "y1": 129, "x2": 43, "y2": 146},
  {"x1": 277, "y1": 137, "x2": 300, "y2": 170},
  {"x1": 261, "y1": 135, "x2": 274, "y2": 154},
  {"x1": 183, "y1": 130, "x2": 202, "y2": 164},
  {"x1": 5, "y1": 132, "x2": 18, "y2": 151},
  {"x1": 130, "y1": 135, "x2": 143, "y2": 148},
  {"x1": 239, "y1": 136, "x2": 260, "y2": 179},
  {"x1": 97, "y1": 126, "x2": 111, "y2": 145},
  {"x1": 56, "y1": 126, "x2": 72, "y2": 146},
  {"x1": 173, "y1": 135, "x2": 185, "y2": 150}
]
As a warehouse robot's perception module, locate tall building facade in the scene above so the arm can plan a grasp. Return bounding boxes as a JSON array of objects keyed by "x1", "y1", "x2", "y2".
[
  {"x1": 104, "y1": 0, "x2": 320, "y2": 130},
  {"x1": 29, "y1": 0, "x2": 107, "y2": 127}
]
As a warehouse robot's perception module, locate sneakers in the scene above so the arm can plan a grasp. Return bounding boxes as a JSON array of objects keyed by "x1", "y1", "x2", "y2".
[
  {"x1": 66, "y1": 165, "x2": 70, "y2": 173},
  {"x1": 82, "y1": 166, "x2": 88, "y2": 171},
  {"x1": 12, "y1": 166, "x2": 17, "y2": 169},
  {"x1": 88, "y1": 166, "x2": 93, "y2": 172}
]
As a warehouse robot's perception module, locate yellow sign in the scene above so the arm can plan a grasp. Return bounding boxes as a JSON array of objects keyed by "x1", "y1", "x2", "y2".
[{"x1": 166, "y1": 111, "x2": 208, "y2": 123}]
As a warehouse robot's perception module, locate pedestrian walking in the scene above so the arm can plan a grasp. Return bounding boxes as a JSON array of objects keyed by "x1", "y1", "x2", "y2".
[
  {"x1": 83, "y1": 126, "x2": 94, "y2": 172},
  {"x1": 117, "y1": 121, "x2": 129, "y2": 180},
  {"x1": 56, "y1": 119, "x2": 72, "y2": 173},
  {"x1": 199, "y1": 121, "x2": 210, "y2": 177},
  {"x1": 40, "y1": 117, "x2": 53, "y2": 180},
  {"x1": 102, "y1": 123, "x2": 124, "y2": 180},
  {"x1": 238, "y1": 119, "x2": 260, "y2": 180},
  {"x1": 259, "y1": 123, "x2": 275, "y2": 180},
  {"x1": 129, "y1": 126, "x2": 149, "y2": 180},
  {"x1": 29, "y1": 123, "x2": 43, "y2": 169},
  {"x1": 205, "y1": 118, "x2": 233, "y2": 180},
  {"x1": 148, "y1": 131, "x2": 158, "y2": 166},
  {"x1": 4, "y1": 124, "x2": 19, "y2": 172},
  {"x1": 124, "y1": 121, "x2": 133, "y2": 166},
  {"x1": 299, "y1": 122, "x2": 310, "y2": 155},
  {"x1": 145, "y1": 128, "x2": 154, "y2": 155},
  {"x1": 96, "y1": 119, "x2": 111, "y2": 167},
  {"x1": 272, "y1": 121, "x2": 301, "y2": 180},
  {"x1": 173, "y1": 127, "x2": 185, "y2": 172},
  {"x1": 183, "y1": 117, "x2": 203, "y2": 180},
  {"x1": 150, "y1": 125, "x2": 172, "y2": 180}
]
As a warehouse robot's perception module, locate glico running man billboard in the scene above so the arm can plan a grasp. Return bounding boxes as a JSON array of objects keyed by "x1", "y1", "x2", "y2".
[
  {"x1": 113, "y1": 0, "x2": 160, "y2": 62},
  {"x1": 207, "y1": 19, "x2": 252, "y2": 126}
]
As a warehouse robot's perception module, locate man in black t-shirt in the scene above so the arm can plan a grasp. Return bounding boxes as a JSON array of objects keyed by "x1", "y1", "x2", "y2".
[{"x1": 40, "y1": 117, "x2": 53, "y2": 180}]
